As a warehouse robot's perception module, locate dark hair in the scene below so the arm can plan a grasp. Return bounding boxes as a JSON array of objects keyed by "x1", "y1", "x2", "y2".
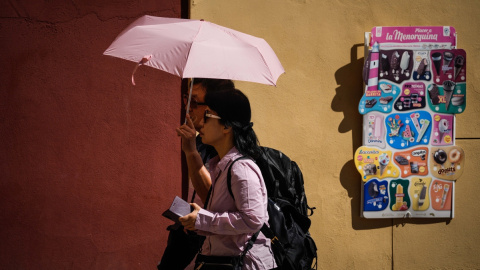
[
  {"x1": 205, "y1": 89, "x2": 261, "y2": 159},
  {"x1": 192, "y1": 78, "x2": 235, "y2": 94}
]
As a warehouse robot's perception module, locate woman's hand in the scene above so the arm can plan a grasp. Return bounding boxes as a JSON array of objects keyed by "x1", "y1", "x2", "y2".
[
  {"x1": 179, "y1": 203, "x2": 201, "y2": 231},
  {"x1": 176, "y1": 114, "x2": 197, "y2": 154}
]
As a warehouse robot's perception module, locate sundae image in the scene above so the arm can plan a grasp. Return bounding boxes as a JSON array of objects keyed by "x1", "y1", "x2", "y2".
[
  {"x1": 442, "y1": 80, "x2": 456, "y2": 110},
  {"x1": 378, "y1": 153, "x2": 389, "y2": 176},
  {"x1": 454, "y1": 55, "x2": 465, "y2": 80},
  {"x1": 363, "y1": 163, "x2": 377, "y2": 176}
]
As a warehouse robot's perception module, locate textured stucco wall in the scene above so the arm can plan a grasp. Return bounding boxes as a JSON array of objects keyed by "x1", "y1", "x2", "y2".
[
  {"x1": 0, "y1": 1, "x2": 185, "y2": 269},
  {"x1": 191, "y1": 0, "x2": 480, "y2": 269}
]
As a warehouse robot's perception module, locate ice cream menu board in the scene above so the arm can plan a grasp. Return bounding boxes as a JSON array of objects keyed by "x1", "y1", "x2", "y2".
[{"x1": 355, "y1": 26, "x2": 466, "y2": 219}]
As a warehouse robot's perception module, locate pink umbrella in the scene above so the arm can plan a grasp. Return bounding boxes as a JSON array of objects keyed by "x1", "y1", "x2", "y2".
[{"x1": 103, "y1": 15, "x2": 285, "y2": 86}]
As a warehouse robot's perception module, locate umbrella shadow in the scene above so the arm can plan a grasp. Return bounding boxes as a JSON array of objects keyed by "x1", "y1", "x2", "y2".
[
  {"x1": 332, "y1": 44, "x2": 450, "y2": 229},
  {"x1": 332, "y1": 44, "x2": 391, "y2": 229}
]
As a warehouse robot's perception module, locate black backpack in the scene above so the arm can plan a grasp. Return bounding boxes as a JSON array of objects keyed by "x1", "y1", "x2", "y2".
[{"x1": 227, "y1": 147, "x2": 317, "y2": 270}]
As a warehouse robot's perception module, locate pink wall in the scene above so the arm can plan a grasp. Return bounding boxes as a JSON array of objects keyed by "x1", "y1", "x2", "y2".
[{"x1": 0, "y1": 1, "x2": 186, "y2": 269}]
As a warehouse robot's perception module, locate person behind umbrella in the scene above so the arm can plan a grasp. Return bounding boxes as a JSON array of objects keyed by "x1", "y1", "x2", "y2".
[
  {"x1": 158, "y1": 78, "x2": 235, "y2": 270},
  {"x1": 176, "y1": 89, "x2": 276, "y2": 269},
  {"x1": 183, "y1": 78, "x2": 235, "y2": 204}
]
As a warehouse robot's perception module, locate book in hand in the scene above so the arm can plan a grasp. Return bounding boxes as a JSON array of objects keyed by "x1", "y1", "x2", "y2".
[{"x1": 162, "y1": 196, "x2": 192, "y2": 223}]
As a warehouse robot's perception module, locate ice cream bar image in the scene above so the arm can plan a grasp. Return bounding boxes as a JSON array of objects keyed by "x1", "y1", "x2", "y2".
[
  {"x1": 418, "y1": 185, "x2": 427, "y2": 207},
  {"x1": 429, "y1": 84, "x2": 440, "y2": 105},
  {"x1": 416, "y1": 58, "x2": 428, "y2": 79},
  {"x1": 454, "y1": 55, "x2": 465, "y2": 80},
  {"x1": 367, "y1": 42, "x2": 380, "y2": 91},
  {"x1": 400, "y1": 51, "x2": 410, "y2": 75},
  {"x1": 416, "y1": 120, "x2": 430, "y2": 143},
  {"x1": 410, "y1": 113, "x2": 421, "y2": 134},
  {"x1": 441, "y1": 184, "x2": 450, "y2": 208},
  {"x1": 381, "y1": 54, "x2": 390, "y2": 75},
  {"x1": 432, "y1": 52, "x2": 442, "y2": 76},
  {"x1": 391, "y1": 51, "x2": 400, "y2": 72}
]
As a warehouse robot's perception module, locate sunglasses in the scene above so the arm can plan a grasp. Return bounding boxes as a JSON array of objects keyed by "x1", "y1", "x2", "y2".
[
  {"x1": 204, "y1": 110, "x2": 221, "y2": 123},
  {"x1": 183, "y1": 94, "x2": 207, "y2": 108}
]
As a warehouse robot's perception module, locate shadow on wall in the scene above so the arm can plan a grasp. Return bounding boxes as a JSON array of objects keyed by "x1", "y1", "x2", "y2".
[
  {"x1": 332, "y1": 44, "x2": 391, "y2": 230},
  {"x1": 332, "y1": 44, "x2": 450, "y2": 229}
]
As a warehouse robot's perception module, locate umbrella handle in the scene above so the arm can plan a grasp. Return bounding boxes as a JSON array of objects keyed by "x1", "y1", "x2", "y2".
[
  {"x1": 184, "y1": 78, "x2": 194, "y2": 124},
  {"x1": 131, "y1": 55, "x2": 152, "y2": 85}
]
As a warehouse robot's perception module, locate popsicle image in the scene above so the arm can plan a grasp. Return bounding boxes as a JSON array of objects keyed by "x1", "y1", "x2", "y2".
[
  {"x1": 440, "y1": 184, "x2": 450, "y2": 208},
  {"x1": 400, "y1": 51, "x2": 410, "y2": 75},
  {"x1": 416, "y1": 120, "x2": 430, "y2": 143},
  {"x1": 395, "y1": 184, "x2": 404, "y2": 210},
  {"x1": 432, "y1": 52, "x2": 442, "y2": 76},
  {"x1": 367, "y1": 42, "x2": 380, "y2": 91},
  {"x1": 410, "y1": 112, "x2": 421, "y2": 134},
  {"x1": 454, "y1": 55, "x2": 465, "y2": 80},
  {"x1": 442, "y1": 80, "x2": 456, "y2": 110}
]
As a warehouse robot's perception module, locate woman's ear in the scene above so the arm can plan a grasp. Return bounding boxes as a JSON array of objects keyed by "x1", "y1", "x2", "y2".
[{"x1": 223, "y1": 125, "x2": 232, "y2": 134}]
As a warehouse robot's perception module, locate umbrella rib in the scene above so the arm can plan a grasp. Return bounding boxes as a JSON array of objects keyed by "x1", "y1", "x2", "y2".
[{"x1": 183, "y1": 20, "x2": 206, "y2": 78}]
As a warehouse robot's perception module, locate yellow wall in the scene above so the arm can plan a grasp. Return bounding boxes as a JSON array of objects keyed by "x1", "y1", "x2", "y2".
[{"x1": 192, "y1": 0, "x2": 480, "y2": 269}]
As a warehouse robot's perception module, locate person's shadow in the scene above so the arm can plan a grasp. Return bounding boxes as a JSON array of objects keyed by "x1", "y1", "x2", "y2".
[{"x1": 331, "y1": 44, "x2": 449, "y2": 229}]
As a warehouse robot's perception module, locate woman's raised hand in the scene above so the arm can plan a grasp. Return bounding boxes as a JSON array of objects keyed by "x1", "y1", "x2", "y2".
[{"x1": 176, "y1": 114, "x2": 197, "y2": 154}]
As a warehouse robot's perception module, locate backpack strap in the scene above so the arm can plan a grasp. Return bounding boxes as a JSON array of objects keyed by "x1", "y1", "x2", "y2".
[{"x1": 225, "y1": 156, "x2": 262, "y2": 260}]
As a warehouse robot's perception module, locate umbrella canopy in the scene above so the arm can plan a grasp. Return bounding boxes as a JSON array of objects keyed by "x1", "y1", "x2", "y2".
[{"x1": 104, "y1": 15, "x2": 285, "y2": 86}]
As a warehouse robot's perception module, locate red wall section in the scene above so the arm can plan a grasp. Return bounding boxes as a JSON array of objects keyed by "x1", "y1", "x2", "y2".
[{"x1": 0, "y1": 1, "x2": 184, "y2": 269}]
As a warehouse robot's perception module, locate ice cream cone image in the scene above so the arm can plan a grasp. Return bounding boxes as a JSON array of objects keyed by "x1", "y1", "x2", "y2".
[
  {"x1": 454, "y1": 55, "x2": 464, "y2": 80},
  {"x1": 378, "y1": 153, "x2": 389, "y2": 176},
  {"x1": 438, "y1": 119, "x2": 449, "y2": 143},
  {"x1": 432, "y1": 52, "x2": 442, "y2": 76},
  {"x1": 442, "y1": 80, "x2": 455, "y2": 110},
  {"x1": 443, "y1": 51, "x2": 453, "y2": 67}
]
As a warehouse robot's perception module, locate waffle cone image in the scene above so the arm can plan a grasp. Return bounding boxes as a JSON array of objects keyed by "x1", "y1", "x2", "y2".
[{"x1": 443, "y1": 80, "x2": 455, "y2": 110}]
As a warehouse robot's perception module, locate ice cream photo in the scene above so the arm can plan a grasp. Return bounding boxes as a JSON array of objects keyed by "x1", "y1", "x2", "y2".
[
  {"x1": 443, "y1": 51, "x2": 453, "y2": 67},
  {"x1": 454, "y1": 55, "x2": 465, "y2": 80},
  {"x1": 432, "y1": 52, "x2": 442, "y2": 76},
  {"x1": 442, "y1": 80, "x2": 456, "y2": 110},
  {"x1": 378, "y1": 153, "x2": 389, "y2": 176},
  {"x1": 428, "y1": 84, "x2": 440, "y2": 105}
]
